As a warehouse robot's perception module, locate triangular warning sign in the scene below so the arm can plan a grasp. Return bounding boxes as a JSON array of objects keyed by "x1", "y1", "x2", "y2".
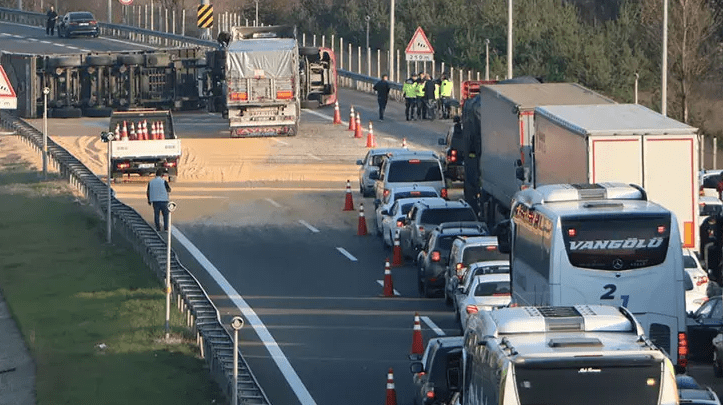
[
  {"x1": 0, "y1": 65, "x2": 17, "y2": 110},
  {"x1": 405, "y1": 27, "x2": 434, "y2": 55}
]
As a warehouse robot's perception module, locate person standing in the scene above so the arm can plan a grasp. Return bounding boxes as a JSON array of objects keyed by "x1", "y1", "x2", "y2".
[
  {"x1": 424, "y1": 73, "x2": 437, "y2": 120},
  {"x1": 439, "y1": 75, "x2": 454, "y2": 119},
  {"x1": 373, "y1": 74, "x2": 391, "y2": 121},
  {"x1": 146, "y1": 169, "x2": 172, "y2": 232},
  {"x1": 414, "y1": 74, "x2": 425, "y2": 120},
  {"x1": 403, "y1": 73, "x2": 418, "y2": 121},
  {"x1": 46, "y1": 6, "x2": 58, "y2": 36}
]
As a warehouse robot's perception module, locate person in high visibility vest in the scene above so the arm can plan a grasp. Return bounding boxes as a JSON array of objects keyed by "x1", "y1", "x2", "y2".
[
  {"x1": 414, "y1": 73, "x2": 425, "y2": 120},
  {"x1": 403, "y1": 73, "x2": 419, "y2": 121},
  {"x1": 439, "y1": 74, "x2": 454, "y2": 119}
]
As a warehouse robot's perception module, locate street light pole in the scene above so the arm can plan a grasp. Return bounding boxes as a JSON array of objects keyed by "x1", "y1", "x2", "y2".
[
  {"x1": 230, "y1": 316, "x2": 245, "y2": 405},
  {"x1": 365, "y1": 15, "x2": 370, "y2": 50},
  {"x1": 100, "y1": 131, "x2": 116, "y2": 244},
  {"x1": 507, "y1": 0, "x2": 513, "y2": 79},
  {"x1": 634, "y1": 73, "x2": 639, "y2": 104},
  {"x1": 662, "y1": 0, "x2": 668, "y2": 116},
  {"x1": 255, "y1": 0, "x2": 259, "y2": 27},
  {"x1": 485, "y1": 39, "x2": 490, "y2": 81},
  {"x1": 389, "y1": 0, "x2": 395, "y2": 82},
  {"x1": 42, "y1": 87, "x2": 49, "y2": 180},
  {"x1": 165, "y1": 201, "x2": 177, "y2": 341}
]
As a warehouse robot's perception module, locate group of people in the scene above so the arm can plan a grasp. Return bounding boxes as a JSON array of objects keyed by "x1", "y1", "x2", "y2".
[{"x1": 372, "y1": 73, "x2": 454, "y2": 122}]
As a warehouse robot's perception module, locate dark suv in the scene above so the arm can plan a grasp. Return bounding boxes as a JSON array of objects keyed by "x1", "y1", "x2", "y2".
[
  {"x1": 57, "y1": 12, "x2": 99, "y2": 38},
  {"x1": 417, "y1": 222, "x2": 489, "y2": 298},
  {"x1": 410, "y1": 336, "x2": 463, "y2": 405},
  {"x1": 438, "y1": 117, "x2": 464, "y2": 181}
]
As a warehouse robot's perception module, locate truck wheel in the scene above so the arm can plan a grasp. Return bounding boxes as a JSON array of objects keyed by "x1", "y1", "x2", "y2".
[
  {"x1": 299, "y1": 47, "x2": 319, "y2": 56},
  {"x1": 86, "y1": 55, "x2": 116, "y2": 66},
  {"x1": 51, "y1": 107, "x2": 83, "y2": 118},
  {"x1": 119, "y1": 54, "x2": 144, "y2": 66},
  {"x1": 83, "y1": 106, "x2": 113, "y2": 117},
  {"x1": 46, "y1": 56, "x2": 81, "y2": 69}
]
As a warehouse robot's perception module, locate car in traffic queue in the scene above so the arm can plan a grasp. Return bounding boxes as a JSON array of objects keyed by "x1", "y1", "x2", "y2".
[
  {"x1": 684, "y1": 248, "x2": 710, "y2": 311},
  {"x1": 700, "y1": 170, "x2": 723, "y2": 198},
  {"x1": 356, "y1": 148, "x2": 409, "y2": 197},
  {"x1": 400, "y1": 199, "x2": 478, "y2": 259},
  {"x1": 437, "y1": 117, "x2": 465, "y2": 182},
  {"x1": 444, "y1": 236, "x2": 507, "y2": 305},
  {"x1": 451, "y1": 260, "x2": 510, "y2": 312},
  {"x1": 676, "y1": 374, "x2": 722, "y2": 405},
  {"x1": 416, "y1": 222, "x2": 489, "y2": 298},
  {"x1": 409, "y1": 336, "x2": 463, "y2": 405},
  {"x1": 685, "y1": 270, "x2": 709, "y2": 314},
  {"x1": 374, "y1": 150, "x2": 447, "y2": 203},
  {"x1": 700, "y1": 195, "x2": 723, "y2": 226},
  {"x1": 374, "y1": 185, "x2": 440, "y2": 234},
  {"x1": 687, "y1": 295, "x2": 723, "y2": 361},
  {"x1": 454, "y1": 273, "x2": 511, "y2": 329},
  {"x1": 379, "y1": 197, "x2": 445, "y2": 249},
  {"x1": 57, "y1": 12, "x2": 99, "y2": 38}
]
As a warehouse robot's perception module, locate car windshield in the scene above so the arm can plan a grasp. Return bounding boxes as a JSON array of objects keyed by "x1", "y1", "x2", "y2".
[
  {"x1": 71, "y1": 12, "x2": 94, "y2": 20},
  {"x1": 683, "y1": 255, "x2": 697, "y2": 270},
  {"x1": 701, "y1": 203, "x2": 722, "y2": 217},
  {"x1": 420, "y1": 208, "x2": 476, "y2": 225},
  {"x1": 472, "y1": 265, "x2": 510, "y2": 276},
  {"x1": 462, "y1": 245, "x2": 507, "y2": 266},
  {"x1": 474, "y1": 281, "x2": 511, "y2": 297},
  {"x1": 387, "y1": 160, "x2": 442, "y2": 182},
  {"x1": 400, "y1": 203, "x2": 415, "y2": 215},
  {"x1": 703, "y1": 174, "x2": 722, "y2": 188}
]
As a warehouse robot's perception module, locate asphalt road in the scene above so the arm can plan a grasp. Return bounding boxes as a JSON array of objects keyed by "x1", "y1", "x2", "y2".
[{"x1": 5, "y1": 23, "x2": 723, "y2": 404}]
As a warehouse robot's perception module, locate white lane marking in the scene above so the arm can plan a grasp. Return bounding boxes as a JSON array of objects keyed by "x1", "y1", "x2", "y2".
[
  {"x1": 298, "y1": 220, "x2": 320, "y2": 233},
  {"x1": 79, "y1": 49, "x2": 91, "y2": 52},
  {"x1": 421, "y1": 316, "x2": 446, "y2": 336},
  {"x1": 100, "y1": 36, "x2": 157, "y2": 49},
  {"x1": 375, "y1": 280, "x2": 401, "y2": 296},
  {"x1": 27, "y1": 38, "x2": 38, "y2": 41},
  {"x1": 383, "y1": 137, "x2": 396, "y2": 143},
  {"x1": 39, "y1": 40, "x2": 52, "y2": 44},
  {"x1": 336, "y1": 247, "x2": 358, "y2": 262},
  {"x1": 65, "y1": 45, "x2": 79, "y2": 50},
  {"x1": 273, "y1": 138, "x2": 289, "y2": 145},
  {"x1": 171, "y1": 227, "x2": 317, "y2": 405},
  {"x1": 306, "y1": 153, "x2": 322, "y2": 161},
  {"x1": 265, "y1": 198, "x2": 282, "y2": 208}
]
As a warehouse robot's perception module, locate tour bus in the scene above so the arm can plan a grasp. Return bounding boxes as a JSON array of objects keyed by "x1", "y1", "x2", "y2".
[
  {"x1": 498, "y1": 183, "x2": 688, "y2": 370},
  {"x1": 462, "y1": 305, "x2": 678, "y2": 405}
]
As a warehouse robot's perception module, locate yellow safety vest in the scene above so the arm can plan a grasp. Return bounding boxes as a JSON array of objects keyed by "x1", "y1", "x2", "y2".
[
  {"x1": 440, "y1": 79, "x2": 453, "y2": 97},
  {"x1": 403, "y1": 80, "x2": 416, "y2": 98}
]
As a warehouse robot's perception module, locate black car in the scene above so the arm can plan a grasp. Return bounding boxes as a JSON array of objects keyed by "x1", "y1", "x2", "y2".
[
  {"x1": 687, "y1": 295, "x2": 723, "y2": 361},
  {"x1": 437, "y1": 117, "x2": 464, "y2": 181},
  {"x1": 676, "y1": 375, "x2": 722, "y2": 404},
  {"x1": 409, "y1": 336, "x2": 462, "y2": 405},
  {"x1": 57, "y1": 12, "x2": 99, "y2": 38}
]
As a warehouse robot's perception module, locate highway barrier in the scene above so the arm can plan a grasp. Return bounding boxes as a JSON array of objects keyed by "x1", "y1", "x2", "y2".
[{"x1": 0, "y1": 111, "x2": 271, "y2": 405}]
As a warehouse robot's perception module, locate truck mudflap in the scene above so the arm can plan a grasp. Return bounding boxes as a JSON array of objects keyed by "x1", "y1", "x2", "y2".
[{"x1": 231, "y1": 125, "x2": 297, "y2": 138}]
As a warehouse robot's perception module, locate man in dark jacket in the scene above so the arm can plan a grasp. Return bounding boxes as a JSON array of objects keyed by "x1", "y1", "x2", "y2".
[
  {"x1": 46, "y1": 6, "x2": 58, "y2": 36},
  {"x1": 423, "y1": 73, "x2": 437, "y2": 120},
  {"x1": 373, "y1": 74, "x2": 391, "y2": 121}
]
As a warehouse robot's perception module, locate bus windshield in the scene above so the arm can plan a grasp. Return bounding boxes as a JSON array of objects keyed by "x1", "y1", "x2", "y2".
[{"x1": 561, "y1": 214, "x2": 671, "y2": 271}]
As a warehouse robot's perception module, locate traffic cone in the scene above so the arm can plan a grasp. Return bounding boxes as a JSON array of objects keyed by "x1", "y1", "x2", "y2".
[
  {"x1": 391, "y1": 230, "x2": 403, "y2": 267},
  {"x1": 121, "y1": 121, "x2": 128, "y2": 140},
  {"x1": 141, "y1": 120, "x2": 147, "y2": 140},
  {"x1": 129, "y1": 122, "x2": 137, "y2": 141},
  {"x1": 348, "y1": 105, "x2": 356, "y2": 131},
  {"x1": 385, "y1": 368, "x2": 397, "y2": 405},
  {"x1": 411, "y1": 312, "x2": 424, "y2": 355},
  {"x1": 402, "y1": 138, "x2": 407, "y2": 148},
  {"x1": 343, "y1": 180, "x2": 354, "y2": 211},
  {"x1": 366, "y1": 121, "x2": 376, "y2": 148},
  {"x1": 333, "y1": 101, "x2": 342, "y2": 124},
  {"x1": 357, "y1": 203, "x2": 368, "y2": 236},
  {"x1": 159, "y1": 121, "x2": 165, "y2": 139},
  {"x1": 354, "y1": 112, "x2": 363, "y2": 138},
  {"x1": 383, "y1": 259, "x2": 394, "y2": 297}
]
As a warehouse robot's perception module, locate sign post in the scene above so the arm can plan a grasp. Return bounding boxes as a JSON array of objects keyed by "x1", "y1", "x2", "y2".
[{"x1": 405, "y1": 27, "x2": 434, "y2": 64}]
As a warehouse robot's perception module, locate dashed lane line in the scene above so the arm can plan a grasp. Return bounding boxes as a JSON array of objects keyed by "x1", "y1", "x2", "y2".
[
  {"x1": 265, "y1": 198, "x2": 282, "y2": 208},
  {"x1": 298, "y1": 220, "x2": 320, "y2": 233},
  {"x1": 272, "y1": 138, "x2": 289, "y2": 146},
  {"x1": 421, "y1": 316, "x2": 446, "y2": 336},
  {"x1": 172, "y1": 226, "x2": 318, "y2": 405},
  {"x1": 306, "y1": 153, "x2": 322, "y2": 161},
  {"x1": 375, "y1": 280, "x2": 401, "y2": 296},
  {"x1": 336, "y1": 247, "x2": 358, "y2": 262}
]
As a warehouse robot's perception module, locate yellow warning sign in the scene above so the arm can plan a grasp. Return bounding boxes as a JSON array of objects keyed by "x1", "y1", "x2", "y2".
[{"x1": 197, "y1": 4, "x2": 213, "y2": 28}]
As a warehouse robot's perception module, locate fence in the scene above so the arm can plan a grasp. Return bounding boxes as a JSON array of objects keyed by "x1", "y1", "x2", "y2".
[{"x1": 0, "y1": 111, "x2": 271, "y2": 405}]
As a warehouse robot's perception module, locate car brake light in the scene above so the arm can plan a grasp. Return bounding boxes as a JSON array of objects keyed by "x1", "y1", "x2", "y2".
[
  {"x1": 408, "y1": 159, "x2": 420, "y2": 163},
  {"x1": 697, "y1": 276, "x2": 709, "y2": 286},
  {"x1": 451, "y1": 149, "x2": 457, "y2": 156},
  {"x1": 410, "y1": 191, "x2": 421, "y2": 196},
  {"x1": 116, "y1": 162, "x2": 130, "y2": 169},
  {"x1": 90, "y1": 20, "x2": 97, "y2": 25},
  {"x1": 229, "y1": 92, "x2": 248, "y2": 101},
  {"x1": 431, "y1": 251, "x2": 441, "y2": 262},
  {"x1": 456, "y1": 263, "x2": 464, "y2": 271},
  {"x1": 396, "y1": 220, "x2": 403, "y2": 227},
  {"x1": 426, "y1": 391, "x2": 435, "y2": 399},
  {"x1": 383, "y1": 189, "x2": 390, "y2": 197},
  {"x1": 486, "y1": 245, "x2": 497, "y2": 251},
  {"x1": 678, "y1": 332, "x2": 688, "y2": 368},
  {"x1": 441, "y1": 188, "x2": 448, "y2": 199},
  {"x1": 163, "y1": 161, "x2": 176, "y2": 168},
  {"x1": 466, "y1": 305, "x2": 479, "y2": 314},
  {"x1": 449, "y1": 155, "x2": 457, "y2": 162},
  {"x1": 276, "y1": 90, "x2": 293, "y2": 99},
  {"x1": 418, "y1": 226, "x2": 424, "y2": 233}
]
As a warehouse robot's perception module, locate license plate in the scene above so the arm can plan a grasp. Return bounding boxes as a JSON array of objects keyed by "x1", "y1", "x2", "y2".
[
  {"x1": 138, "y1": 163, "x2": 155, "y2": 169},
  {"x1": 80, "y1": 22, "x2": 89, "y2": 26}
]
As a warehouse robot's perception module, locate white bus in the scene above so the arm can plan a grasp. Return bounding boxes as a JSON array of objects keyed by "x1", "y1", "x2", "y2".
[
  {"x1": 499, "y1": 183, "x2": 688, "y2": 370},
  {"x1": 462, "y1": 305, "x2": 678, "y2": 405}
]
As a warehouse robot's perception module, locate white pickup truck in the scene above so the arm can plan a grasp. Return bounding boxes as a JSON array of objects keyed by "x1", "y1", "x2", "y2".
[{"x1": 108, "y1": 109, "x2": 180, "y2": 181}]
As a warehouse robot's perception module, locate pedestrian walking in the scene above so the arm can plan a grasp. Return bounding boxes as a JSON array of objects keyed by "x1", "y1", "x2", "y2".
[
  {"x1": 403, "y1": 73, "x2": 418, "y2": 121},
  {"x1": 373, "y1": 74, "x2": 391, "y2": 121},
  {"x1": 146, "y1": 169, "x2": 172, "y2": 232},
  {"x1": 46, "y1": 6, "x2": 58, "y2": 36}
]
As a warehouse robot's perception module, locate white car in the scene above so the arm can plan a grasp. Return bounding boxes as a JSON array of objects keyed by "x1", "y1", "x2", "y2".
[
  {"x1": 700, "y1": 195, "x2": 723, "y2": 226},
  {"x1": 684, "y1": 248, "x2": 709, "y2": 312},
  {"x1": 356, "y1": 148, "x2": 409, "y2": 197},
  {"x1": 452, "y1": 260, "x2": 510, "y2": 310},
  {"x1": 700, "y1": 170, "x2": 723, "y2": 198},
  {"x1": 454, "y1": 273, "x2": 511, "y2": 329},
  {"x1": 375, "y1": 185, "x2": 440, "y2": 234},
  {"x1": 380, "y1": 197, "x2": 444, "y2": 248}
]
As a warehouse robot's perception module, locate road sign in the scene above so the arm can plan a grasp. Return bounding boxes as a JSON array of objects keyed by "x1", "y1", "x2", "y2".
[
  {"x1": 118, "y1": 0, "x2": 133, "y2": 5},
  {"x1": 0, "y1": 65, "x2": 17, "y2": 110},
  {"x1": 197, "y1": 4, "x2": 213, "y2": 28},
  {"x1": 405, "y1": 27, "x2": 434, "y2": 62}
]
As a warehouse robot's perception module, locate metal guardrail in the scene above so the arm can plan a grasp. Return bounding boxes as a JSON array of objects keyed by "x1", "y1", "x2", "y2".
[{"x1": 0, "y1": 111, "x2": 271, "y2": 405}]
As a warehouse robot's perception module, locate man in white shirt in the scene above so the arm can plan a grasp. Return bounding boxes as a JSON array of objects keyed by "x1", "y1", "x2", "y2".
[{"x1": 146, "y1": 169, "x2": 172, "y2": 232}]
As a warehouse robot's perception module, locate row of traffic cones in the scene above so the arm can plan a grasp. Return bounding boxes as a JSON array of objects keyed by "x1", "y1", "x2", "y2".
[
  {"x1": 341, "y1": 104, "x2": 376, "y2": 147},
  {"x1": 113, "y1": 120, "x2": 166, "y2": 141},
  {"x1": 382, "y1": 312, "x2": 425, "y2": 405}
]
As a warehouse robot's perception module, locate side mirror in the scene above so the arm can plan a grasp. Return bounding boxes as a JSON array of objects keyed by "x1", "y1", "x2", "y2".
[
  {"x1": 438, "y1": 137, "x2": 447, "y2": 146},
  {"x1": 356, "y1": 159, "x2": 363, "y2": 165},
  {"x1": 515, "y1": 166, "x2": 525, "y2": 181},
  {"x1": 493, "y1": 220, "x2": 511, "y2": 254},
  {"x1": 410, "y1": 362, "x2": 424, "y2": 374},
  {"x1": 447, "y1": 367, "x2": 461, "y2": 391}
]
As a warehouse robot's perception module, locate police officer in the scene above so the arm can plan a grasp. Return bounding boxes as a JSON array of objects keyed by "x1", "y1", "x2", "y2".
[
  {"x1": 415, "y1": 73, "x2": 425, "y2": 120},
  {"x1": 439, "y1": 75, "x2": 453, "y2": 119},
  {"x1": 403, "y1": 73, "x2": 418, "y2": 121}
]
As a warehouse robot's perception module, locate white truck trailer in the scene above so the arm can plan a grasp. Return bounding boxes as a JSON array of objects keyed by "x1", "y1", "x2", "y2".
[
  {"x1": 533, "y1": 103, "x2": 700, "y2": 250},
  {"x1": 468, "y1": 83, "x2": 615, "y2": 226}
]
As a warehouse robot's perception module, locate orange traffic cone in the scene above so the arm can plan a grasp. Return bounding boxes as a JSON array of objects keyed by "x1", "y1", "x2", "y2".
[
  {"x1": 343, "y1": 180, "x2": 354, "y2": 211},
  {"x1": 402, "y1": 138, "x2": 407, "y2": 148},
  {"x1": 411, "y1": 312, "x2": 423, "y2": 355},
  {"x1": 354, "y1": 112, "x2": 363, "y2": 138},
  {"x1": 121, "y1": 121, "x2": 128, "y2": 140},
  {"x1": 385, "y1": 368, "x2": 397, "y2": 405},
  {"x1": 357, "y1": 203, "x2": 368, "y2": 236},
  {"x1": 348, "y1": 105, "x2": 356, "y2": 131},
  {"x1": 333, "y1": 101, "x2": 342, "y2": 124},
  {"x1": 366, "y1": 121, "x2": 376, "y2": 148},
  {"x1": 141, "y1": 120, "x2": 148, "y2": 140},
  {"x1": 129, "y1": 122, "x2": 137, "y2": 140},
  {"x1": 159, "y1": 121, "x2": 165, "y2": 139},
  {"x1": 391, "y1": 230, "x2": 403, "y2": 267},
  {"x1": 383, "y1": 259, "x2": 394, "y2": 297}
]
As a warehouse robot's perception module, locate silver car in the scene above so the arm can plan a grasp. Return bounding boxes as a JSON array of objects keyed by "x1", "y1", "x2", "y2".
[
  {"x1": 380, "y1": 197, "x2": 445, "y2": 247},
  {"x1": 356, "y1": 148, "x2": 409, "y2": 197},
  {"x1": 374, "y1": 150, "x2": 447, "y2": 202},
  {"x1": 454, "y1": 273, "x2": 511, "y2": 329},
  {"x1": 374, "y1": 185, "x2": 440, "y2": 234},
  {"x1": 451, "y1": 260, "x2": 510, "y2": 310},
  {"x1": 400, "y1": 200, "x2": 478, "y2": 259}
]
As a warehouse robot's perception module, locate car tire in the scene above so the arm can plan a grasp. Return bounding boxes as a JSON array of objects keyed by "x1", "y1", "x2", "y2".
[
  {"x1": 46, "y1": 56, "x2": 81, "y2": 69},
  {"x1": 51, "y1": 107, "x2": 83, "y2": 118}
]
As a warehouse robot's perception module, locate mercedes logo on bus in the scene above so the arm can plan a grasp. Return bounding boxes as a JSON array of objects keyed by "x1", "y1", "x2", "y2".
[{"x1": 612, "y1": 258, "x2": 624, "y2": 270}]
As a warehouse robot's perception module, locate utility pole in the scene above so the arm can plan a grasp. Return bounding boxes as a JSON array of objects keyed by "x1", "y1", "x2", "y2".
[
  {"x1": 507, "y1": 0, "x2": 513, "y2": 79},
  {"x1": 389, "y1": 0, "x2": 395, "y2": 81},
  {"x1": 661, "y1": 0, "x2": 668, "y2": 116}
]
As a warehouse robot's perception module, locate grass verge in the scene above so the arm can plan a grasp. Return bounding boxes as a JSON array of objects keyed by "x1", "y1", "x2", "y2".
[{"x1": 0, "y1": 158, "x2": 225, "y2": 404}]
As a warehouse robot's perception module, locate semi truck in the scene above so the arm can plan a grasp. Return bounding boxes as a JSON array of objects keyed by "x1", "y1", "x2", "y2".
[
  {"x1": 462, "y1": 82, "x2": 614, "y2": 225},
  {"x1": 108, "y1": 109, "x2": 180, "y2": 182},
  {"x1": 532, "y1": 103, "x2": 700, "y2": 250}
]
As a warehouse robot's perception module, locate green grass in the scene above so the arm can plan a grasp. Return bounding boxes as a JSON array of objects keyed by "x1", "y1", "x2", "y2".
[{"x1": 0, "y1": 166, "x2": 225, "y2": 405}]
